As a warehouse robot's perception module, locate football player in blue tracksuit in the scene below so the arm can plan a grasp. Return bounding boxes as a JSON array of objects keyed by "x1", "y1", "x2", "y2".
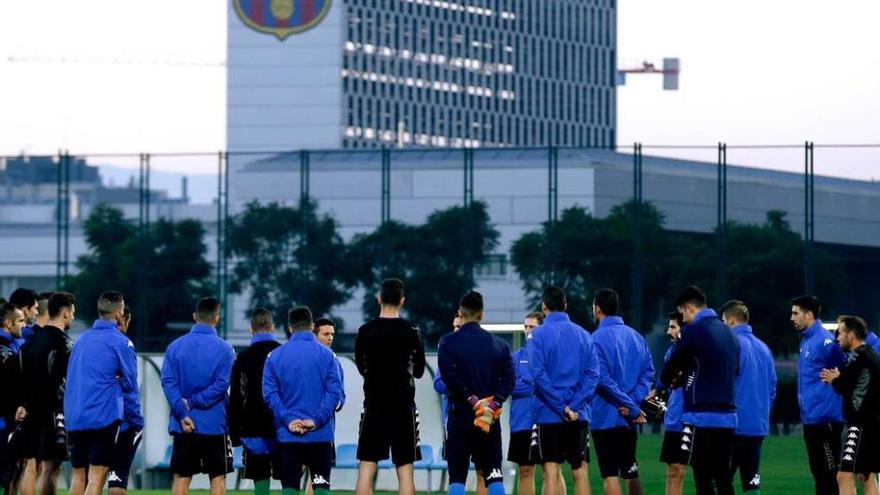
[
  {"x1": 660, "y1": 286, "x2": 739, "y2": 495},
  {"x1": 590, "y1": 289, "x2": 654, "y2": 495},
  {"x1": 791, "y1": 295, "x2": 846, "y2": 495},
  {"x1": 720, "y1": 301, "x2": 777, "y2": 495},
  {"x1": 656, "y1": 312, "x2": 687, "y2": 495},
  {"x1": 263, "y1": 306, "x2": 343, "y2": 495},
  {"x1": 529, "y1": 286, "x2": 599, "y2": 495},
  {"x1": 438, "y1": 291, "x2": 515, "y2": 495},
  {"x1": 108, "y1": 305, "x2": 145, "y2": 495},
  {"x1": 508, "y1": 311, "x2": 553, "y2": 495},
  {"x1": 65, "y1": 291, "x2": 141, "y2": 495},
  {"x1": 161, "y1": 297, "x2": 235, "y2": 495},
  {"x1": 0, "y1": 303, "x2": 26, "y2": 495}
]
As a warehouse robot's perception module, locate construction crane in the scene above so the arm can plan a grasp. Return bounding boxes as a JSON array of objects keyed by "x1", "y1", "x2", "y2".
[{"x1": 618, "y1": 57, "x2": 680, "y2": 90}]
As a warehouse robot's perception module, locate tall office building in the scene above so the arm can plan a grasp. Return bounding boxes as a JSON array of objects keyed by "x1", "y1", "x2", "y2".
[{"x1": 227, "y1": 0, "x2": 617, "y2": 152}]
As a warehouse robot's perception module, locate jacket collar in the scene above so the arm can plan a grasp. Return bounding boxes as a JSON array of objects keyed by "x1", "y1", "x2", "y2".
[
  {"x1": 191, "y1": 323, "x2": 218, "y2": 336},
  {"x1": 291, "y1": 331, "x2": 317, "y2": 342},
  {"x1": 92, "y1": 319, "x2": 119, "y2": 331},
  {"x1": 694, "y1": 308, "x2": 718, "y2": 323},
  {"x1": 598, "y1": 315, "x2": 624, "y2": 328},
  {"x1": 458, "y1": 321, "x2": 482, "y2": 334},
  {"x1": 250, "y1": 332, "x2": 277, "y2": 345},
  {"x1": 0, "y1": 330, "x2": 13, "y2": 344},
  {"x1": 545, "y1": 312, "x2": 570, "y2": 323},
  {"x1": 733, "y1": 323, "x2": 753, "y2": 335},
  {"x1": 802, "y1": 320, "x2": 825, "y2": 340}
]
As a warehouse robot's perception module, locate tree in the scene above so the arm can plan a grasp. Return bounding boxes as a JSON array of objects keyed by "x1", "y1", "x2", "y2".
[
  {"x1": 349, "y1": 202, "x2": 499, "y2": 346},
  {"x1": 68, "y1": 204, "x2": 213, "y2": 350},
  {"x1": 510, "y1": 201, "x2": 671, "y2": 328},
  {"x1": 226, "y1": 200, "x2": 355, "y2": 327}
]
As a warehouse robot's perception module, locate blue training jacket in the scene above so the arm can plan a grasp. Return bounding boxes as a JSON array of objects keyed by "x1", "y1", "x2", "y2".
[
  {"x1": 263, "y1": 331, "x2": 343, "y2": 443},
  {"x1": 660, "y1": 345, "x2": 684, "y2": 433},
  {"x1": 510, "y1": 338, "x2": 536, "y2": 433},
  {"x1": 797, "y1": 320, "x2": 845, "y2": 425},
  {"x1": 732, "y1": 324, "x2": 777, "y2": 437},
  {"x1": 65, "y1": 319, "x2": 142, "y2": 432},
  {"x1": 528, "y1": 312, "x2": 600, "y2": 425},
  {"x1": 660, "y1": 309, "x2": 739, "y2": 429},
  {"x1": 161, "y1": 323, "x2": 234, "y2": 435},
  {"x1": 437, "y1": 322, "x2": 515, "y2": 427},
  {"x1": 591, "y1": 316, "x2": 654, "y2": 430}
]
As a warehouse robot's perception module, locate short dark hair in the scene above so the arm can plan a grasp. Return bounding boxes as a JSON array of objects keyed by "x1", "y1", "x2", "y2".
[
  {"x1": 195, "y1": 297, "x2": 221, "y2": 322},
  {"x1": 98, "y1": 291, "x2": 125, "y2": 317},
  {"x1": 459, "y1": 291, "x2": 484, "y2": 318},
  {"x1": 9, "y1": 288, "x2": 37, "y2": 310},
  {"x1": 668, "y1": 311, "x2": 684, "y2": 326},
  {"x1": 525, "y1": 311, "x2": 544, "y2": 324},
  {"x1": 48, "y1": 292, "x2": 76, "y2": 318},
  {"x1": 720, "y1": 300, "x2": 750, "y2": 324},
  {"x1": 379, "y1": 278, "x2": 405, "y2": 306},
  {"x1": 1, "y1": 303, "x2": 20, "y2": 323},
  {"x1": 288, "y1": 306, "x2": 314, "y2": 330},
  {"x1": 837, "y1": 315, "x2": 868, "y2": 340},
  {"x1": 250, "y1": 308, "x2": 274, "y2": 332},
  {"x1": 593, "y1": 288, "x2": 619, "y2": 316},
  {"x1": 314, "y1": 317, "x2": 336, "y2": 329},
  {"x1": 36, "y1": 291, "x2": 54, "y2": 317},
  {"x1": 673, "y1": 285, "x2": 707, "y2": 309},
  {"x1": 791, "y1": 295, "x2": 821, "y2": 319},
  {"x1": 543, "y1": 286, "x2": 566, "y2": 312}
]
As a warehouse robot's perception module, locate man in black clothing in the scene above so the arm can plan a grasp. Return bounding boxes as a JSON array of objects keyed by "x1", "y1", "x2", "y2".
[
  {"x1": 229, "y1": 308, "x2": 282, "y2": 495},
  {"x1": 820, "y1": 315, "x2": 880, "y2": 495},
  {"x1": 354, "y1": 278, "x2": 426, "y2": 495},
  {"x1": 18, "y1": 292, "x2": 75, "y2": 495},
  {"x1": 0, "y1": 303, "x2": 26, "y2": 495}
]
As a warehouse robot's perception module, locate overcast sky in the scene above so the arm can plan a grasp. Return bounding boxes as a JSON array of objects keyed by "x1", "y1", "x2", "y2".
[{"x1": 1, "y1": 0, "x2": 878, "y2": 178}]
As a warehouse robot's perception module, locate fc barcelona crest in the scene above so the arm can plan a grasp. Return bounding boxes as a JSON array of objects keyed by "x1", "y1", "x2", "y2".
[{"x1": 233, "y1": 0, "x2": 332, "y2": 40}]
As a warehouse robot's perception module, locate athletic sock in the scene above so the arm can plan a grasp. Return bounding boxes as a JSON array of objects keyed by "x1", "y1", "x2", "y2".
[
  {"x1": 282, "y1": 488, "x2": 299, "y2": 495},
  {"x1": 0, "y1": 486, "x2": 6, "y2": 495},
  {"x1": 314, "y1": 488, "x2": 330, "y2": 495},
  {"x1": 487, "y1": 481, "x2": 505, "y2": 495},
  {"x1": 449, "y1": 482, "x2": 466, "y2": 495},
  {"x1": 254, "y1": 479, "x2": 270, "y2": 495}
]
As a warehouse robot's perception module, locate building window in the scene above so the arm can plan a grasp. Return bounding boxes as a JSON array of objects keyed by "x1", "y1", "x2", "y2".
[{"x1": 475, "y1": 254, "x2": 508, "y2": 278}]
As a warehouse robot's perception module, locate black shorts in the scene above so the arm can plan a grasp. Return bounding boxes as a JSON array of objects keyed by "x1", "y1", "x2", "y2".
[
  {"x1": 21, "y1": 413, "x2": 68, "y2": 462},
  {"x1": 357, "y1": 403, "x2": 422, "y2": 466},
  {"x1": 242, "y1": 450, "x2": 282, "y2": 481},
  {"x1": 108, "y1": 428, "x2": 143, "y2": 489},
  {"x1": 731, "y1": 435, "x2": 763, "y2": 492},
  {"x1": 592, "y1": 427, "x2": 639, "y2": 479},
  {"x1": 534, "y1": 421, "x2": 590, "y2": 469},
  {"x1": 170, "y1": 433, "x2": 233, "y2": 478},
  {"x1": 69, "y1": 422, "x2": 120, "y2": 469},
  {"x1": 278, "y1": 442, "x2": 333, "y2": 490},
  {"x1": 659, "y1": 430, "x2": 691, "y2": 466},
  {"x1": 446, "y1": 421, "x2": 504, "y2": 485},
  {"x1": 839, "y1": 423, "x2": 880, "y2": 475},
  {"x1": 507, "y1": 429, "x2": 538, "y2": 466},
  {"x1": 0, "y1": 424, "x2": 15, "y2": 486}
]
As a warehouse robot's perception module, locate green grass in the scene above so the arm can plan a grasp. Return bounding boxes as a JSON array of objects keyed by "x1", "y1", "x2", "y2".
[{"x1": 66, "y1": 434, "x2": 814, "y2": 495}]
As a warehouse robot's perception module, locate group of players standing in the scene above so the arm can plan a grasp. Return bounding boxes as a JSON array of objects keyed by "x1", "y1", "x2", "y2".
[{"x1": 0, "y1": 278, "x2": 878, "y2": 495}]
